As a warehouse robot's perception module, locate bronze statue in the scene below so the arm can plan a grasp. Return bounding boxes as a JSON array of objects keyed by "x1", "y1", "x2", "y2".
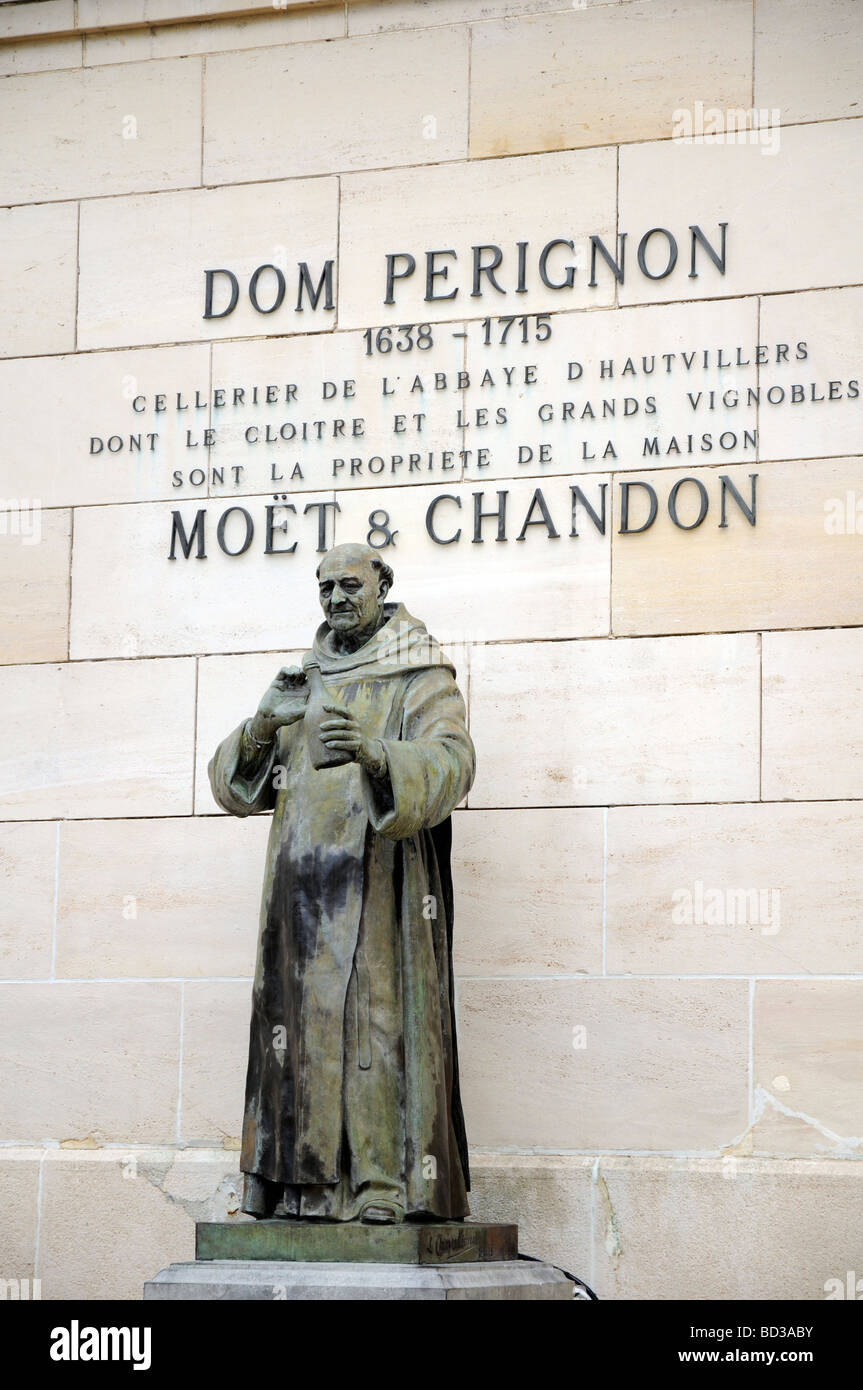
[{"x1": 209, "y1": 543, "x2": 475, "y2": 1224}]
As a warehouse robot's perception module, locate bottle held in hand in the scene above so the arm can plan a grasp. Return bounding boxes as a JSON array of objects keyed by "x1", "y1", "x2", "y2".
[{"x1": 303, "y1": 660, "x2": 352, "y2": 769}]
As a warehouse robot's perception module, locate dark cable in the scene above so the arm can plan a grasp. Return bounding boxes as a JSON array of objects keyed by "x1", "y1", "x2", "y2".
[{"x1": 518, "y1": 1251, "x2": 599, "y2": 1300}]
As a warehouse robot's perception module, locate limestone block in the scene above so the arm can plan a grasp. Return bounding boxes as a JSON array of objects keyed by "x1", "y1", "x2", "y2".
[
  {"x1": 0, "y1": 983, "x2": 181, "y2": 1142},
  {"x1": 0, "y1": 202, "x2": 77, "y2": 358},
  {"x1": 0, "y1": 35, "x2": 81, "y2": 76},
  {"x1": 0, "y1": 1149, "x2": 43, "y2": 1285},
  {"x1": 451, "y1": 808, "x2": 603, "y2": 976},
  {"x1": 69, "y1": 494, "x2": 333, "y2": 658},
  {"x1": 755, "y1": 0, "x2": 863, "y2": 123},
  {"x1": 79, "y1": 0, "x2": 324, "y2": 27},
  {"x1": 0, "y1": 823, "x2": 57, "y2": 980},
  {"x1": 762, "y1": 628, "x2": 863, "y2": 800},
  {"x1": 458, "y1": 977, "x2": 749, "y2": 1150},
  {"x1": 77, "y1": 179, "x2": 338, "y2": 350},
  {"x1": 0, "y1": 344, "x2": 211, "y2": 508},
  {"x1": 0, "y1": 1, "x2": 73, "y2": 39},
  {"x1": 203, "y1": 27, "x2": 468, "y2": 184},
  {"x1": 471, "y1": 0, "x2": 752, "y2": 156},
  {"x1": 754, "y1": 980, "x2": 863, "y2": 1157},
  {"x1": 338, "y1": 148, "x2": 616, "y2": 328},
  {"x1": 348, "y1": 0, "x2": 599, "y2": 36},
  {"x1": 0, "y1": 507, "x2": 70, "y2": 663},
  {"x1": 38, "y1": 1148, "x2": 197, "y2": 1300},
  {"x1": 592, "y1": 1155, "x2": 863, "y2": 1300},
  {"x1": 0, "y1": 658, "x2": 195, "y2": 819},
  {"x1": 469, "y1": 633, "x2": 760, "y2": 806},
  {"x1": 180, "y1": 980, "x2": 250, "y2": 1142},
  {"x1": 84, "y1": 5, "x2": 344, "y2": 63},
  {"x1": 467, "y1": 1153, "x2": 593, "y2": 1279},
  {"x1": 0, "y1": 59, "x2": 201, "y2": 204},
  {"x1": 611, "y1": 459, "x2": 863, "y2": 636},
  {"x1": 618, "y1": 120, "x2": 863, "y2": 304},
  {"x1": 55, "y1": 816, "x2": 266, "y2": 979},
  {"x1": 606, "y1": 801, "x2": 863, "y2": 975},
  {"x1": 758, "y1": 288, "x2": 863, "y2": 463}
]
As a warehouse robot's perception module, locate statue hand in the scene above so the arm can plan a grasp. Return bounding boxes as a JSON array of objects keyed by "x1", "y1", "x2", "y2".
[
  {"x1": 319, "y1": 705, "x2": 386, "y2": 776},
  {"x1": 251, "y1": 666, "x2": 309, "y2": 743}
]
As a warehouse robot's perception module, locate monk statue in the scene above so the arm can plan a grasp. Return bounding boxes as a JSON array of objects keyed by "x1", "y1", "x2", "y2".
[{"x1": 209, "y1": 543, "x2": 475, "y2": 1225}]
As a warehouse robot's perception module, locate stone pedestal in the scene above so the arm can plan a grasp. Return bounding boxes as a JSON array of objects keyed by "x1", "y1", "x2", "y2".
[
  {"x1": 144, "y1": 1221, "x2": 573, "y2": 1301},
  {"x1": 145, "y1": 1258, "x2": 571, "y2": 1301}
]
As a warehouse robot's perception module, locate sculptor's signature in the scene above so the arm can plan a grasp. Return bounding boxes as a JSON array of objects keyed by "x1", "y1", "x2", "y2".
[{"x1": 428, "y1": 1230, "x2": 479, "y2": 1262}]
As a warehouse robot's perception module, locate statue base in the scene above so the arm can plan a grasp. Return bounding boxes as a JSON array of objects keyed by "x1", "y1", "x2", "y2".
[
  {"x1": 144, "y1": 1258, "x2": 571, "y2": 1301},
  {"x1": 144, "y1": 1221, "x2": 573, "y2": 1300},
  {"x1": 197, "y1": 1218, "x2": 517, "y2": 1264}
]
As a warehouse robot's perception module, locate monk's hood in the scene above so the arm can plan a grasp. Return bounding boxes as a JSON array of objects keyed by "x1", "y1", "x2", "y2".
[{"x1": 306, "y1": 603, "x2": 454, "y2": 681}]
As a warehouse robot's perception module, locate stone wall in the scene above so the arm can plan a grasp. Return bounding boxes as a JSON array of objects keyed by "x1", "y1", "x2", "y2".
[{"x1": 1, "y1": 0, "x2": 862, "y2": 1300}]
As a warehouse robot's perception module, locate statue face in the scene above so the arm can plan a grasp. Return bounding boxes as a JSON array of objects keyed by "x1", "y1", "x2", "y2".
[{"x1": 317, "y1": 552, "x2": 385, "y2": 639}]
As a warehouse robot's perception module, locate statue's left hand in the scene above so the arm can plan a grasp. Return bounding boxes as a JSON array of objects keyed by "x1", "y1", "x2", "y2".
[{"x1": 319, "y1": 705, "x2": 386, "y2": 776}]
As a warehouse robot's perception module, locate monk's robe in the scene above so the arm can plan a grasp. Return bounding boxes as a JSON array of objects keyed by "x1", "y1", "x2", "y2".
[{"x1": 208, "y1": 603, "x2": 475, "y2": 1221}]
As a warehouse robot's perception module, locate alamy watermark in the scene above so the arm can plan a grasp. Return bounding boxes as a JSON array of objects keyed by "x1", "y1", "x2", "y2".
[
  {"x1": 672, "y1": 102, "x2": 781, "y2": 156},
  {"x1": 824, "y1": 1271, "x2": 863, "y2": 1300},
  {"x1": 0, "y1": 499, "x2": 41, "y2": 545},
  {"x1": 824, "y1": 492, "x2": 863, "y2": 535},
  {"x1": 377, "y1": 620, "x2": 448, "y2": 670},
  {"x1": 671, "y1": 880, "x2": 781, "y2": 935},
  {"x1": 0, "y1": 1277, "x2": 41, "y2": 1300}
]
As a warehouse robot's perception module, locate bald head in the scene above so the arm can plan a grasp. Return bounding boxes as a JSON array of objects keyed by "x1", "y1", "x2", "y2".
[{"x1": 316, "y1": 542, "x2": 394, "y2": 652}]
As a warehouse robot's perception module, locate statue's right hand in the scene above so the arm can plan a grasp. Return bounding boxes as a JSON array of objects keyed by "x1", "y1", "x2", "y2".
[{"x1": 250, "y1": 666, "x2": 309, "y2": 743}]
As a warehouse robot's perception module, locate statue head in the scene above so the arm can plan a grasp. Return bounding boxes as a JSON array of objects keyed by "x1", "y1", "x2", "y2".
[{"x1": 316, "y1": 542, "x2": 394, "y2": 648}]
